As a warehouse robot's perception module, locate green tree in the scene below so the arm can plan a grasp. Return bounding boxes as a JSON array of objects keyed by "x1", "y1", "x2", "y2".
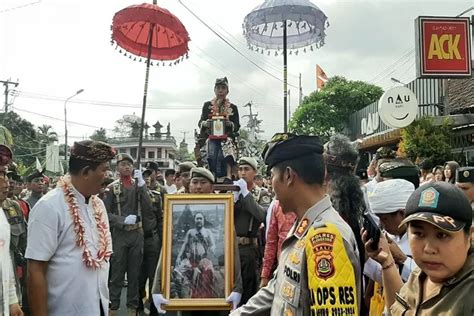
[
  {"x1": 90, "y1": 128, "x2": 108, "y2": 142},
  {"x1": 398, "y1": 117, "x2": 453, "y2": 165},
  {"x1": 289, "y1": 76, "x2": 383, "y2": 141},
  {"x1": 0, "y1": 111, "x2": 41, "y2": 170},
  {"x1": 113, "y1": 114, "x2": 140, "y2": 137},
  {"x1": 37, "y1": 124, "x2": 58, "y2": 145}
]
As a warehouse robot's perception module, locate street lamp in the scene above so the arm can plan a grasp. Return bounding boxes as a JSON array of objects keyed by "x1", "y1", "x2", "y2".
[
  {"x1": 64, "y1": 89, "x2": 84, "y2": 162},
  {"x1": 390, "y1": 77, "x2": 406, "y2": 85}
]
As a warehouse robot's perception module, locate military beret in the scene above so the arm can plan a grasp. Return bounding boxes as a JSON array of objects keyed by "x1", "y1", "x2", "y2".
[
  {"x1": 27, "y1": 170, "x2": 45, "y2": 182},
  {"x1": 379, "y1": 159, "x2": 419, "y2": 178},
  {"x1": 419, "y1": 159, "x2": 433, "y2": 171},
  {"x1": 239, "y1": 157, "x2": 258, "y2": 170},
  {"x1": 262, "y1": 133, "x2": 323, "y2": 170},
  {"x1": 70, "y1": 141, "x2": 116, "y2": 163},
  {"x1": 401, "y1": 182, "x2": 472, "y2": 232},
  {"x1": 0, "y1": 145, "x2": 13, "y2": 166},
  {"x1": 179, "y1": 161, "x2": 196, "y2": 173},
  {"x1": 142, "y1": 169, "x2": 152, "y2": 177},
  {"x1": 144, "y1": 161, "x2": 159, "y2": 172},
  {"x1": 190, "y1": 167, "x2": 215, "y2": 183},
  {"x1": 456, "y1": 167, "x2": 474, "y2": 183},
  {"x1": 116, "y1": 153, "x2": 133, "y2": 164}
]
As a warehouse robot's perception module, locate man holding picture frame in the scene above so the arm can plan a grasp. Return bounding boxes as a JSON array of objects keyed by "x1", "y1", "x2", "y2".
[{"x1": 152, "y1": 167, "x2": 243, "y2": 315}]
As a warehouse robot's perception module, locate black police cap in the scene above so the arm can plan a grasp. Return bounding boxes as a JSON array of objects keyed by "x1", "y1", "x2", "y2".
[
  {"x1": 401, "y1": 182, "x2": 472, "y2": 232},
  {"x1": 262, "y1": 133, "x2": 323, "y2": 170},
  {"x1": 456, "y1": 167, "x2": 474, "y2": 183}
]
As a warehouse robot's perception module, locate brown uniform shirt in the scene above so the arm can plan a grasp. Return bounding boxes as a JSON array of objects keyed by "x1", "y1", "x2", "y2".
[{"x1": 390, "y1": 251, "x2": 473, "y2": 315}]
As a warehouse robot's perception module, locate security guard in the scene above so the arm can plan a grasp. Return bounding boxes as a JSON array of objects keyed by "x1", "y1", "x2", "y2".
[
  {"x1": 138, "y1": 168, "x2": 163, "y2": 316},
  {"x1": 103, "y1": 153, "x2": 153, "y2": 315},
  {"x1": 231, "y1": 133, "x2": 361, "y2": 316},
  {"x1": 233, "y1": 161, "x2": 267, "y2": 305}
]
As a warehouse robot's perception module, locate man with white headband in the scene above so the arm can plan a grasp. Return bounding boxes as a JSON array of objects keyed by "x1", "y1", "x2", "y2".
[{"x1": 365, "y1": 179, "x2": 417, "y2": 283}]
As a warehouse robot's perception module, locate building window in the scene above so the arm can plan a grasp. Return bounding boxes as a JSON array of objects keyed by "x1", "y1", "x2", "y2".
[
  {"x1": 119, "y1": 148, "x2": 126, "y2": 153},
  {"x1": 148, "y1": 151, "x2": 155, "y2": 159},
  {"x1": 157, "y1": 148, "x2": 162, "y2": 158},
  {"x1": 130, "y1": 148, "x2": 137, "y2": 159}
]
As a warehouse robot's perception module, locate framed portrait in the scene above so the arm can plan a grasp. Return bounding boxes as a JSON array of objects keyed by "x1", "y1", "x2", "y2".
[{"x1": 162, "y1": 194, "x2": 234, "y2": 311}]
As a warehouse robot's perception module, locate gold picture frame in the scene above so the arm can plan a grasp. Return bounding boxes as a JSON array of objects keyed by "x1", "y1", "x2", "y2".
[{"x1": 162, "y1": 194, "x2": 234, "y2": 311}]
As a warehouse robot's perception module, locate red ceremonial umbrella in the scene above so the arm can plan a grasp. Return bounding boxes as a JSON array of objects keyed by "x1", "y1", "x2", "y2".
[{"x1": 111, "y1": 1, "x2": 190, "y2": 167}]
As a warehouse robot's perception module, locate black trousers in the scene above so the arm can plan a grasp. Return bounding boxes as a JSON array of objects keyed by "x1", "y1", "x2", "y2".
[{"x1": 238, "y1": 244, "x2": 259, "y2": 306}]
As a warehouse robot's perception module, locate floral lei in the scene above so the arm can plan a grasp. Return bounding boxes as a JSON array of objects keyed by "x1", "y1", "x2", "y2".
[
  {"x1": 59, "y1": 176, "x2": 112, "y2": 269},
  {"x1": 210, "y1": 97, "x2": 233, "y2": 118}
]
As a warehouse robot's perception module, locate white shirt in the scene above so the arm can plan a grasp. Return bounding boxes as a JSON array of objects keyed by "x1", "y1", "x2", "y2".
[
  {"x1": 164, "y1": 183, "x2": 177, "y2": 194},
  {"x1": 25, "y1": 187, "x2": 111, "y2": 316},
  {"x1": 0, "y1": 207, "x2": 18, "y2": 316},
  {"x1": 364, "y1": 232, "x2": 416, "y2": 283}
]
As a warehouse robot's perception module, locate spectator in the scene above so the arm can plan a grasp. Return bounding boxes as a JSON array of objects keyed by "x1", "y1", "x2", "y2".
[
  {"x1": 164, "y1": 169, "x2": 177, "y2": 194},
  {"x1": 443, "y1": 161, "x2": 460, "y2": 184},
  {"x1": 419, "y1": 159, "x2": 433, "y2": 184},
  {"x1": 432, "y1": 165, "x2": 444, "y2": 182}
]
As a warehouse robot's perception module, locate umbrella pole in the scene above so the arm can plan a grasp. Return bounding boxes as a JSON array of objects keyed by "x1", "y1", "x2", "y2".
[
  {"x1": 137, "y1": 26, "x2": 155, "y2": 169},
  {"x1": 283, "y1": 20, "x2": 288, "y2": 133}
]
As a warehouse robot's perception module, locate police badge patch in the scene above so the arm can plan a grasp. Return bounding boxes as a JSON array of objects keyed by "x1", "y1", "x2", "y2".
[{"x1": 310, "y1": 232, "x2": 336, "y2": 280}]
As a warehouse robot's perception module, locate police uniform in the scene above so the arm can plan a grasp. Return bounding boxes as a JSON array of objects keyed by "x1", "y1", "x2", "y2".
[
  {"x1": 231, "y1": 133, "x2": 361, "y2": 316},
  {"x1": 103, "y1": 153, "x2": 154, "y2": 313},
  {"x1": 2, "y1": 198, "x2": 28, "y2": 310},
  {"x1": 138, "y1": 168, "x2": 163, "y2": 316}
]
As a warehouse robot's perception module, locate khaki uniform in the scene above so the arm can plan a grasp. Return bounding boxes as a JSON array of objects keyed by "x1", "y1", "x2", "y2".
[
  {"x1": 250, "y1": 186, "x2": 272, "y2": 209},
  {"x1": 234, "y1": 193, "x2": 266, "y2": 305},
  {"x1": 231, "y1": 196, "x2": 361, "y2": 316},
  {"x1": 3, "y1": 198, "x2": 28, "y2": 310},
  {"x1": 390, "y1": 252, "x2": 473, "y2": 315},
  {"x1": 103, "y1": 179, "x2": 153, "y2": 311}
]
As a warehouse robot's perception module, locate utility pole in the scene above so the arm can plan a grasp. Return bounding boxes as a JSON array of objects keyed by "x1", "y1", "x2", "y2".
[{"x1": 1, "y1": 79, "x2": 19, "y2": 113}]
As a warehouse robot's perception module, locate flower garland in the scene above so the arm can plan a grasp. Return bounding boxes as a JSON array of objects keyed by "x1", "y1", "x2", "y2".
[
  {"x1": 59, "y1": 176, "x2": 112, "y2": 269},
  {"x1": 210, "y1": 98, "x2": 233, "y2": 118}
]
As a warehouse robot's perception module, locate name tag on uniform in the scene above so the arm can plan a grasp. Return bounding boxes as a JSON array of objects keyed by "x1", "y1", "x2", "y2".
[{"x1": 280, "y1": 280, "x2": 300, "y2": 307}]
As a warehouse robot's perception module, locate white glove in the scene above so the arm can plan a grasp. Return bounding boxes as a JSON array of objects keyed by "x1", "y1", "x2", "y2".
[
  {"x1": 226, "y1": 291, "x2": 242, "y2": 310},
  {"x1": 124, "y1": 214, "x2": 137, "y2": 225},
  {"x1": 234, "y1": 179, "x2": 250, "y2": 198},
  {"x1": 152, "y1": 294, "x2": 169, "y2": 314},
  {"x1": 133, "y1": 169, "x2": 146, "y2": 187},
  {"x1": 233, "y1": 190, "x2": 240, "y2": 203}
]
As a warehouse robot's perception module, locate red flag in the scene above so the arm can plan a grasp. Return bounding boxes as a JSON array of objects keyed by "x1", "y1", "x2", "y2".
[{"x1": 316, "y1": 64, "x2": 328, "y2": 90}]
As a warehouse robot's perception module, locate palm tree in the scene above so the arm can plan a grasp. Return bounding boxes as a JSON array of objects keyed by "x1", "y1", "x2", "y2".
[{"x1": 37, "y1": 124, "x2": 58, "y2": 145}]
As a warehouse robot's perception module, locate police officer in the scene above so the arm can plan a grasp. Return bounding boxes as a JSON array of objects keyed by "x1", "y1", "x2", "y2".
[
  {"x1": 233, "y1": 158, "x2": 267, "y2": 305},
  {"x1": 231, "y1": 133, "x2": 361, "y2": 315},
  {"x1": 138, "y1": 168, "x2": 163, "y2": 316},
  {"x1": 103, "y1": 153, "x2": 153, "y2": 315}
]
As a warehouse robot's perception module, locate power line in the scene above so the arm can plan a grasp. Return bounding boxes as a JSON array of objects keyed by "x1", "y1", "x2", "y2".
[
  {"x1": 177, "y1": 0, "x2": 299, "y2": 89},
  {"x1": 0, "y1": 0, "x2": 41, "y2": 13}
]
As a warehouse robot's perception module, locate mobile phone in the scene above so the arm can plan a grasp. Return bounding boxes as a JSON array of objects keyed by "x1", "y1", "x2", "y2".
[{"x1": 363, "y1": 213, "x2": 381, "y2": 251}]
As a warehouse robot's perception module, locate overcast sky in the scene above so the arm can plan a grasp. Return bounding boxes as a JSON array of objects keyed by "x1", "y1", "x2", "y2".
[{"x1": 1, "y1": 0, "x2": 472, "y2": 149}]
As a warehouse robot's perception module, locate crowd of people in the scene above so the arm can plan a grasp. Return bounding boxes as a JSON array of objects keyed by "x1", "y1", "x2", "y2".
[{"x1": 0, "y1": 131, "x2": 473, "y2": 316}]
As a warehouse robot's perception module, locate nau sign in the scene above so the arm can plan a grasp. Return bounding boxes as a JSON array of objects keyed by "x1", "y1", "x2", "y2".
[{"x1": 415, "y1": 16, "x2": 472, "y2": 78}]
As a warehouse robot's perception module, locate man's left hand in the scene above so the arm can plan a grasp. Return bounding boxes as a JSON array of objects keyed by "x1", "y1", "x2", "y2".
[
  {"x1": 133, "y1": 170, "x2": 146, "y2": 187},
  {"x1": 226, "y1": 292, "x2": 242, "y2": 310}
]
